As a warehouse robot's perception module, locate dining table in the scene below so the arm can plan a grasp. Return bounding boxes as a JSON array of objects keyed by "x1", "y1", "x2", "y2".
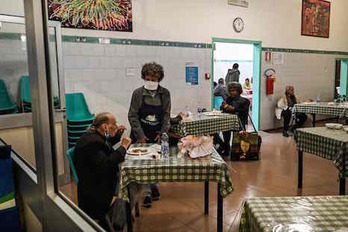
[
  {"x1": 119, "y1": 143, "x2": 233, "y2": 232},
  {"x1": 294, "y1": 102, "x2": 348, "y2": 127},
  {"x1": 170, "y1": 112, "x2": 240, "y2": 137},
  {"x1": 295, "y1": 127, "x2": 348, "y2": 195},
  {"x1": 239, "y1": 195, "x2": 348, "y2": 231}
]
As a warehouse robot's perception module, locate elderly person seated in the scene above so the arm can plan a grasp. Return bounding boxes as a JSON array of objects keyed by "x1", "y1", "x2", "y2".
[
  {"x1": 276, "y1": 86, "x2": 307, "y2": 137},
  {"x1": 214, "y1": 78, "x2": 229, "y2": 100},
  {"x1": 219, "y1": 82, "x2": 250, "y2": 158},
  {"x1": 74, "y1": 112, "x2": 132, "y2": 229}
]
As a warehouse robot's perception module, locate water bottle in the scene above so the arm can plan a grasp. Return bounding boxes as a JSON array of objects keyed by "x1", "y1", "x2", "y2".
[
  {"x1": 316, "y1": 95, "x2": 321, "y2": 104},
  {"x1": 185, "y1": 105, "x2": 190, "y2": 117},
  {"x1": 197, "y1": 105, "x2": 203, "y2": 118},
  {"x1": 161, "y1": 133, "x2": 169, "y2": 159}
]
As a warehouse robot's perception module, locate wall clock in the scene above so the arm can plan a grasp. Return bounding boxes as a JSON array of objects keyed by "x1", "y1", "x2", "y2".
[{"x1": 233, "y1": 17, "x2": 244, "y2": 33}]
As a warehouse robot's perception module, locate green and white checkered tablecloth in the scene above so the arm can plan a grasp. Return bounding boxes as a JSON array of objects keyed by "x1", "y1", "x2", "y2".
[
  {"x1": 170, "y1": 113, "x2": 239, "y2": 137},
  {"x1": 295, "y1": 127, "x2": 348, "y2": 177},
  {"x1": 239, "y1": 196, "x2": 348, "y2": 232},
  {"x1": 295, "y1": 102, "x2": 348, "y2": 118},
  {"x1": 119, "y1": 144, "x2": 233, "y2": 201}
]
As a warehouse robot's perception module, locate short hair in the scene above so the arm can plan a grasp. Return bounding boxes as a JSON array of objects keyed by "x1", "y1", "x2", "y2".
[
  {"x1": 285, "y1": 86, "x2": 294, "y2": 94},
  {"x1": 233, "y1": 63, "x2": 239, "y2": 69},
  {"x1": 218, "y1": 78, "x2": 224, "y2": 84},
  {"x1": 245, "y1": 78, "x2": 250, "y2": 82},
  {"x1": 88, "y1": 112, "x2": 111, "y2": 132},
  {"x1": 141, "y1": 62, "x2": 164, "y2": 81},
  {"x1": 227, "y1": 82, "x2": 243, "y2": 95}
]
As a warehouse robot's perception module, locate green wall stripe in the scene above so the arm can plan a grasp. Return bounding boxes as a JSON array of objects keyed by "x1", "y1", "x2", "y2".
[
  {"x1": 0, "y1": 192, "x2": 14, "y2": 204},
  {"x1": 262, "y1": 47, "x2": 348, "y2": 56},
  {"x1": 215, "y1": 59, "x2": 253, "y2": 63},
  {"x1": 1, "y1": 32, "x2": 348, "y2": 54}
]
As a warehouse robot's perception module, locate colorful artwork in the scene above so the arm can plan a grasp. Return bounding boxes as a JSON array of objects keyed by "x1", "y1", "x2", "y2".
[
  {"x1": 48, "y1": 0, "x2": 132, "y2": 32},
  {"x1": 301, "y1": 0, "x2": 330, "y2": 38}
]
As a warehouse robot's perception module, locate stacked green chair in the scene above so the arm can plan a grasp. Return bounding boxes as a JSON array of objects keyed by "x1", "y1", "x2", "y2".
[
  {"x1": 19, "y1": 75, "x2": 60, "y2": 112},
  {"x1": 0, "y1": 79, "x2": 17, "y2": 115},
  {"x1": 66, "y1": 147, "x2": 78, "y2": 184},
  {"x1": 66, "y1": 93, "x2": 94, "y2": 147}
]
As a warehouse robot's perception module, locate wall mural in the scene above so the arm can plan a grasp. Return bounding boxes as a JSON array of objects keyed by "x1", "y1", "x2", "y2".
[
  {"x1": 301, "y1": 0, "x2": 330, "y2": 38},
  {"x1": 48, "y1": 0, "x2": 132, "y2": 32}
]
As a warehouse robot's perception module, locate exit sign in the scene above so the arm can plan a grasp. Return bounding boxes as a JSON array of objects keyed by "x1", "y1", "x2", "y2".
[{"x1": 228, "y1": 0, "x2": 249, "y2": 8}]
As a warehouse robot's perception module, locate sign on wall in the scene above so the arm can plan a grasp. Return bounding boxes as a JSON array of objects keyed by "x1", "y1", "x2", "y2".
[
  {"x1": 301, "y1": 0, "x2": 330, "y2": 38},
  {"x1": 185, "y1": 63, "x2": 199, "y2": 85},
  {"x1": 48, "y1": 0, "x2": 132, "y2": 32},
  {"x1": 228, "y1": 0, "x2": 249, "y2": 8}
]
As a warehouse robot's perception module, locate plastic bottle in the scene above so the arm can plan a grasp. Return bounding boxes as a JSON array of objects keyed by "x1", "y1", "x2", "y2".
[
  {"x1": 197, "y1": 105, "x2": 203, "y2": 118},
  {"x1": 316, "y1": 95, "x2": 321, "y2": 104},
  {"x1": 161, "y1": 133, "x2": 169, "y2": 159},
  {"x1": 185, "y1": 106, "x2": 190, "y2": 117}
]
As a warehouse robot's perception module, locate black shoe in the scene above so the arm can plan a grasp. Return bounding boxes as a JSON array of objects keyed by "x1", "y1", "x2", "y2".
[
  {"x1": 283, "y1": 131, "x2": 289, "y2": 137},
  {"x1": 142, "y1": 196, "x2": 152, "y2": 208},
  {"x1": 151, "y1": 188, "x2": 160, "y2": 201}
]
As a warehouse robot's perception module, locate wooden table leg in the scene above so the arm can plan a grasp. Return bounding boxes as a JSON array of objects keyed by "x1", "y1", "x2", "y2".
[
  {"x1": 204, "y1": 180, "x2": 209, "y2": 215},
  {"x1": 126, "y1": 186, "x2": 133, "y2": 232},
  {"x1": 217, "y1": 184, "x2": 223, "y2": 232},
  {"x1": 312, "y1": 114, "x2": 316, "y2": 127},
  {"x1": 298, "y1": 149, "x2": 303, "y2": 189}
]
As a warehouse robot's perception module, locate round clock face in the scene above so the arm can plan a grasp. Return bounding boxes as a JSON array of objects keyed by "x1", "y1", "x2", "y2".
[{"x1": 233, "y1": 17, "x2": 244, "y2": 33}]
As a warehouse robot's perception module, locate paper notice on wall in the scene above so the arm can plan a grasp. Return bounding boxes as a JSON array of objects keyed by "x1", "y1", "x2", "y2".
[
  {"x1": 273, "y1": 52, "x2": 284, "y2": 65},
  {"x1": 185, "y1": 62, "x2": 199, "y2": 85},
  {"x1": 228, "y1": 0, "x2": 249, "y2": 8}
]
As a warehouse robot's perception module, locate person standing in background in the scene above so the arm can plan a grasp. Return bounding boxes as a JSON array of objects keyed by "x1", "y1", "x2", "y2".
[
  {"x1": 128, "y1": 62, "x2": 171, "y2": 208},
  {"x1": 214, "y1": 78, "x2": 229, "y2": 100},
  {"x1": 225, "y1": 63, "x2": 240, "y2": 85}
]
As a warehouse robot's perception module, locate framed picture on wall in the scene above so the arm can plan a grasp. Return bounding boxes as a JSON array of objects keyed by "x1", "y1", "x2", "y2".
[
  {"x1": 48, "y1": 0, "x2": 132, "y2": 32},
  {"x1": 301, "y1": 0, "x2": 330, "y2": 38}
]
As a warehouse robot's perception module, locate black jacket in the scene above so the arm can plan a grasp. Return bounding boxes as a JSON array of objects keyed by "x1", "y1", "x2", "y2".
[
  {"x1": 74, "y1": 131, "x2": 126, "y2": 220},
  {"x1": 221, "y1": 96, "x2": 250, "y2": 128}
]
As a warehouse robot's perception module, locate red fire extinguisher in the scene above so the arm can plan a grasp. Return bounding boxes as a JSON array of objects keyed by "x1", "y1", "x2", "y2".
[{"x1": 264, "y1": 68, "x2": 276, "y2": 95}]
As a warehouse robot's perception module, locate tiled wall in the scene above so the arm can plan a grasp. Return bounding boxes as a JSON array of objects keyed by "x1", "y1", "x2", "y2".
[
  {"x1": 1, "y1": 35, "x2": 347, "y2": 131},
  {"x1": 62, "y1": 43, "x2": 212, "y2": 129},
  {"x1": 0, "y1": 39, "x2": 28, "y2": 101}
]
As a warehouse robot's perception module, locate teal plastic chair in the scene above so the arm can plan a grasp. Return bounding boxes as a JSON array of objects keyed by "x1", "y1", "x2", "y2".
[
  {"x1": 66, "y1": 93, "x2": 94, "y2": 123},
  {"x1": 214, "y1": 96, "x2": 224, "y2": 110},
  {"x1": 66, "y1": 147, "x2": 78, "y2": 184},
  {"x1": 20, "y1": 75, "x2": 60, "y2": 110},
  {"x1": 20, "y1": 75, "x2": 31, "y2": 104},
  {"x1": 0, "y1": 79, "x2": 17, "y2": 112}
]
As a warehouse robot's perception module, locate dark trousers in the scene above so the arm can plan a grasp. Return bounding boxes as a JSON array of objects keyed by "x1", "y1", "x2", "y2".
[{"x1": 282, "y1": 109, "x2": 307, "y2": 131}]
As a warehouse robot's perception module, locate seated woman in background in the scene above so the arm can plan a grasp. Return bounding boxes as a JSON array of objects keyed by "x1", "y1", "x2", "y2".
[
  {"x1": 276, "y1": 86, "x2": 307, "y2": 137},
  {"x1": 219, "y1": 82, "x2": 250, "y2": 157},
  {"x1": 243, "y1": 78, "x2": 252, "y2": 91}
]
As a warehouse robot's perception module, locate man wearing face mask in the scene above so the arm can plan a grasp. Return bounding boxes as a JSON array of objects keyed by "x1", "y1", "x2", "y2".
[
  {"x1": 128, "y1": 62, "x2": 171, "y2": 208},
  {"x1": 74, "y1": 112, "x2": 132, "y2": 229}
]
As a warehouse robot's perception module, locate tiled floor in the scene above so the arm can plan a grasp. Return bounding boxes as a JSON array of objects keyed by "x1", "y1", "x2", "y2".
[{"x1": 60, "y1": 122, "x2": 346, "y2": 232}]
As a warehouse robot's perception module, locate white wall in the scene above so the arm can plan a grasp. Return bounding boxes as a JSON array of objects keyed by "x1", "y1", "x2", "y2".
[
  {"x1": 59, "y1": 0, "x2": 348, "y2": 52},
  {"x1": 260, "y1": 51, "x2": 347, "y2": 130},
  {"x1": 4, "y1": 0, "x2": 347, "y2": 51}
]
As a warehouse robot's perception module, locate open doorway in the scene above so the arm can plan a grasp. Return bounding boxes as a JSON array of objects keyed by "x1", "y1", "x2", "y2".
[{"x1": 212, "y1": 38, "x2": 261, "y2": 130}]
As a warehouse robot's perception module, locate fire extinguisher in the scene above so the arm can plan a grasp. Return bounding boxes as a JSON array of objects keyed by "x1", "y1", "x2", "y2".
[{"x1": 264, "y1": 68, "x2": 276, "y2": 95}]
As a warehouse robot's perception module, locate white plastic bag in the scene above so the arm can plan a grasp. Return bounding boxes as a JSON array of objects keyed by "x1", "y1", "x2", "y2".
[{"x1": 179, "y1": 135, "x2": 213, "y2": 158}]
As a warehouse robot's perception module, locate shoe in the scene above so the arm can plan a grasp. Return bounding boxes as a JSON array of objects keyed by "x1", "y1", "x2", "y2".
[
  {"x1": 142, "y1": 196, "x2": 152, "y2": 208},
  {"x1": 151, "y1": 188, "x2": 161, "y2": 201},
  {"x1": 283, "y1": 131, "x2": 289, "y2": 137}
]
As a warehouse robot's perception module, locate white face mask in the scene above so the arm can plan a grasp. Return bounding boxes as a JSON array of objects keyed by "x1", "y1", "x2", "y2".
[{"x1": 144, "y1": 80, "x2": 159, "y2": 91}]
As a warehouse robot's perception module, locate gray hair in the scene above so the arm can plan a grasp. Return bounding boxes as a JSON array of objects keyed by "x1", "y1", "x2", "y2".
[{"x1": 87, "y1": 112, "x2": 111, "y2": 132}]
